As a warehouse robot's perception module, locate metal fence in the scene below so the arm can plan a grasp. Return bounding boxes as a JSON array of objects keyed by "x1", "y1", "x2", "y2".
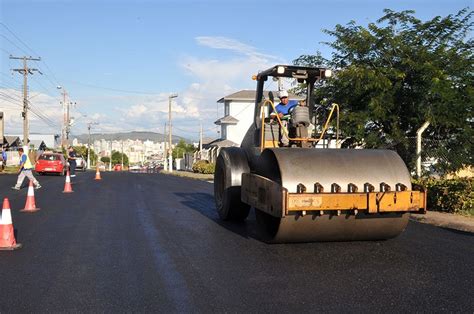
[{"x1": 401, "y1": 137, "x2": 470, "y2": 178}]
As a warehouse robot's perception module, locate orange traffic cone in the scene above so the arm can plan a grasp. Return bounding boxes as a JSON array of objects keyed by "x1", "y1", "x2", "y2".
[
  {"x1": 0, "y1": 198, "x2": 22, "y2": 250},
  {"x1": 21, "y1": 180, "x2": 40, "y2": 212},
  {"x1": 63, "y1": 170, "x2": 73, "y2": 193},
  {"x1": 94, "y1": 166, "x2": 102, "y2": 180}
]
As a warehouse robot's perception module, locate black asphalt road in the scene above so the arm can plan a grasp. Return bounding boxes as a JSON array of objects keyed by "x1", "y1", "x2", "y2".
[{"x1": 0, "y1": 172, "x2": 472, "y2": 312}]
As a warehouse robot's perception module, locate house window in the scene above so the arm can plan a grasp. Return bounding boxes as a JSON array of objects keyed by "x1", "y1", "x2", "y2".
[{"x1": 224, "y1": 102, "x2": 229, "y2": 116}]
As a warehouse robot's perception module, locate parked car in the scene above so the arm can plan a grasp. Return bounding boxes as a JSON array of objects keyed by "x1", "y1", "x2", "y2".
[
  {"x1": 35, "y1": 152, "x2": 67, "y2": 176},
  {"x1": 75, "y1": 155, "x2": 86, "y2": 171},
  {"x1": 129, "y1": 165, "x2": 141, "y2": 172}
]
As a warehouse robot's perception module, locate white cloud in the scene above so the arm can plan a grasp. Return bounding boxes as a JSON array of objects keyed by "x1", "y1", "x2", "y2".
[
  {"x1": 125, "y1": 104, "x2": 148, "y2": 118},
  {"x1": 196, "y1": 36, "x2": 279, "y2": 61},
  {"x1": 169, "y1": 36, "x2": 286, "y2": 139},
  {"x1": 91, "y1": 113, "x2": 104, "y2": 120}
]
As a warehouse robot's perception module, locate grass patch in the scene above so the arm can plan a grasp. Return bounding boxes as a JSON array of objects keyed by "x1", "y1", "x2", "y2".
[
  {"x1": 415, "y1": 177, "x2": 473, "y2": 217},
  {"x1": 0, "y1": 166, "x2": 18, "y2": 174}
]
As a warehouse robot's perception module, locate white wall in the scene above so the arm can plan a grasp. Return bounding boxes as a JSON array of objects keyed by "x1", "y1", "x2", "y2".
[{"x1": 226, "y1": 100, "x2": 254, "y2": 145}]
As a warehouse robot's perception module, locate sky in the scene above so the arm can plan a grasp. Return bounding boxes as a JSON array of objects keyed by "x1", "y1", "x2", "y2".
[{"x1": 0, "y1": 0, "x2": 471, "y2": 141}]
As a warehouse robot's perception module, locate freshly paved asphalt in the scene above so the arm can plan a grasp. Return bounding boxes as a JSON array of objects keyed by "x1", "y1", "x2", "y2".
[{"x1": 0, "y1": 171, "x2": 472, "y2": 313}]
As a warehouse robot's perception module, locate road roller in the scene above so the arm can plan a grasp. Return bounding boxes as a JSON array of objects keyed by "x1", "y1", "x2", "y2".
[{"x1": 214, "y1": 65, "x2": 426, "y2": 243}]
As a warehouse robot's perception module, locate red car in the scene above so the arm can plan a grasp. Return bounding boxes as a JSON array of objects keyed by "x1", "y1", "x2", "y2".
[{"x1": 35, "y1": 152, "x2": 67, "y2": 176}]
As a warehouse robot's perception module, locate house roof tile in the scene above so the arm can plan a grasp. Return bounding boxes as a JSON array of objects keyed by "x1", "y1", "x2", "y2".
[
  {"x1": 217, "y1": 90, "x2": 304, "y2": 103},
  {"x1": 214, "y1": 115, "x2": 239, "y2": 125}
]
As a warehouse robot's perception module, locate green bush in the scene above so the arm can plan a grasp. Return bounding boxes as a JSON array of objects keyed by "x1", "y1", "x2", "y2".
[
  {"x1": 415, "y1": 178, "x2": 473, "y2": 216},
  {"x1": 192, "y1": 160, "x2": 215, "y2": 174}
]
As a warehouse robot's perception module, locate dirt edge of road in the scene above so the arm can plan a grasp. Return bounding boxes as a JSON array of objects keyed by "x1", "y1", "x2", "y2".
[
  {"x1": 160, "y1": 170, "x2": 214, "y2": 181},
  {"x1": 410, "y1": 211, "x2": 474, "y2": 233},
  {"x1": 163, "y1": 170, "x2": 473, "y2": 234}
]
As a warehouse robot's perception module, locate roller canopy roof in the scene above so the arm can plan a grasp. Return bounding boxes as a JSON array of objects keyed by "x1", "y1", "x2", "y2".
[{"x1": 256, "y1": 65, "x2": 329, "y2": 81}]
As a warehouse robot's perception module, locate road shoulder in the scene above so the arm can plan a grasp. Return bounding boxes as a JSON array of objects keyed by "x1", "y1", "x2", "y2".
[
  {"x1": 410, "y1": 211, "x2": 474, "y2": 233},
  {"x1": 160, "y1": 170, "x2": 213, "y2": 182},
  {"x1": 162, "y1": 170, "x2": 473, "y2": 233}
]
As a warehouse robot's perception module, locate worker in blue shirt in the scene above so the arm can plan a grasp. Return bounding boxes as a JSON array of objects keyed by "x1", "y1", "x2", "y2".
[
  {"x1": 271, "y1": 90, "x2": 299, "y2": 120},
  {"x1": 270, "y1": 90, "x2": 299, "y2": 146},
  {"x1": 1, "y1": 146, "x2": 6, "y2": 171}
]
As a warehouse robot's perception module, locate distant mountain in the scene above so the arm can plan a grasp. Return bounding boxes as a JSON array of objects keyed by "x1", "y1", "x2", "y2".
[{"x1": 72, "y1": 131, "x2": 191, "y2": 144}]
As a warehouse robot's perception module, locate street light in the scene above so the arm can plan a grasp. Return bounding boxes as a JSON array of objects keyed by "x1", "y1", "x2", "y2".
[
  {"x1": 57, "y1": 86, "x2": 74, "y2": 148},
  {"x1": 87, "y1": 122, "x2": 99, "y2": 170},
  {"x1": 167, "y1": 93, "x2": 178, "y2": 172},
  {"x1": 57, "y1": 86, "x2": 66, "y2": 148}
]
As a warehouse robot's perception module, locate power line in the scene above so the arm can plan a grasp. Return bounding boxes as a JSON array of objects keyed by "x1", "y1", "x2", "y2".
[
  {"x1": 0, "y1": 81, "x2": 22, "y2": 91},
  {"x1": 0, "y1": 95, "x2": 22, "y2": 108},
  {"x1": 1, "y1": 23, "x2": 61, "y2": 92},
  {"x1": 33, "y1": 61, "x2": 61, "y2": 89},
  {"x1": 173, "y1": 125, "x2": 218, "y2": 134},
  {"x1": 0, "y1": 34, "x2": 30, "y2": 55},
  {"x1": 67, "y1": 80, "x2": 165, "y2": 95},
  {"x1": 29, "y1": 105, "x2": 60, "y2": 129},
  {"x1": 0, "y1": 92, "x2": 60, "y2": 129},
  {"x1": 0, "y1": 47, "x2": 12, "y2": 56},
  {"x1": 0, "y1": 87, "x2": 60, "y2": 123},
  {"x1": 0, "y1": 71, "x2": 22, "y2": 85},
  {"x1": 0, "y1": 23, "x2": 38, "y2": 56},
  {"x1": 29, "y1": 73, "x2": 57, "y2": 95},
  {"x1": 0, "y1": 91, "x2": 22, "y2": 103},
  {"x1": 0, "y1": 24, "x2": 63, "y2": 133}
]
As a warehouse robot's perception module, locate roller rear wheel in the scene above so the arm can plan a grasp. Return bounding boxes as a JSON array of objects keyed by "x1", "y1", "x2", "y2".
[{"x1": 214, "y1": 148, "x2": 250, "y2": 221}]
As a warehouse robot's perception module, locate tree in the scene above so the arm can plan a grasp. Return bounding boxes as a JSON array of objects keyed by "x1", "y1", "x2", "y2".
[
  {"x1": 73, "y1": 145, "x2": 97, "y2": 166},
  {"x1": 294, "y1": 8, "x2": 473, "y2": 173},
  {"x1": 111, "y1": 151, "x2": 129, "y2": 166},
  {"x1": 172, "y1": 139, "x2": 196, "y2": 159}
]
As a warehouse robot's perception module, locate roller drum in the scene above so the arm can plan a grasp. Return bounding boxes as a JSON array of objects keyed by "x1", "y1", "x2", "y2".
[{"x1": 255, "y1": 148, "x2": 412, "y2": 243}]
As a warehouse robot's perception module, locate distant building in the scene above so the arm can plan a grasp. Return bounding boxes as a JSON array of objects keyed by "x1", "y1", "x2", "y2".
[
  {"x1": 91, "y1": 138, "x2": 167, "y2": 164},
  {"x1": 7, "y1": 133, "x2": 57, "y2": 149}
]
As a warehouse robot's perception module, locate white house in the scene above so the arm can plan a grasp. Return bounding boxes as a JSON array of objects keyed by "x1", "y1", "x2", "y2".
[{"x1": 215, "y1": 90, "x2": 304, "y2": 146}]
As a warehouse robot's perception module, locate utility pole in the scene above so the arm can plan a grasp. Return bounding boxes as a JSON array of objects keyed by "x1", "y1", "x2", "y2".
[
  {"x1": 87, "y1": 122, "x2": 98, "y2": 169},
  {"x1": 168, "y1": 93, "x2": 178, "y2": 173},
  {"x1": 163, "y1": 122, "x2": 168, "y2": 171},
  {"x1": 60, "y1": 88, "x2": 68, "y2": 148},
  {"x1": 57, "y1": 86, "x2": 74, "y2": 148},
  {"x1": 121, "y1": 140, "x2": 124, "y2": 169},
  {"x1": 10, "y1": 55, "x2": 42, "y2": 146},
  {"x1": 109, "y1": 140, "x2": 112, "y2": 171},
  {"x1": 66, "y1": 101, "x2": 75, "y2": 142},
  {"x1": 199, "y1": 122, "x2": 203, "y2": 159}
]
